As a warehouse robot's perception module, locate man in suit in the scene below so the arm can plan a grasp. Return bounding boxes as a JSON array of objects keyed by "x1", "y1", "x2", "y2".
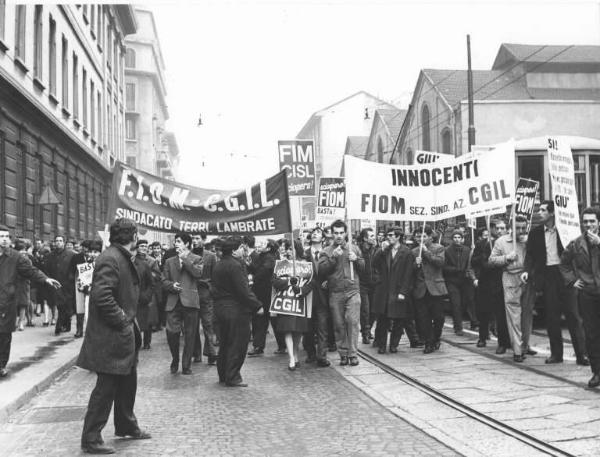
[
  {"x1": 211, "y1": 236, "x2": 262, "y2": 387},
  {"x1": 358, "y1": 228, "x2": 379, "y2": 344},
  {"x1": 412, "y1": 225, "x2": 447, "y2": 354},
  {"x1": 302, "y1": 228, "x2": 331, "y2": 367},
  {"x1": 162, "y1": 232, "x2": 203, "y2": 375},
  {"x1": 45, "y1": 235, "x2": 75, "y2": 335},
  {"x1": 78, "y1": 218, "x2": 151, "y2": 454},
  {"x1": 443, "y1": 229, "x2": 477, "y2": 335},
  {"x1": 191, "y1": 233, "x2": 218, "y2": 364},
  {"x1": 372, "y1": 226, "x2": 415, "y2": 353},
  {"x1": 560, "y1": 207, "x2": 600, "y2": 387},
  {"x1": 524, "y1": 200, "x2": 588, "y2": 365}
]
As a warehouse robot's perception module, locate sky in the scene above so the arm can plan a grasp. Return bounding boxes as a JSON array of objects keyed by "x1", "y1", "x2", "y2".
[{"x1": 148, "y1": 0, "x2": 600, "y2": 189}]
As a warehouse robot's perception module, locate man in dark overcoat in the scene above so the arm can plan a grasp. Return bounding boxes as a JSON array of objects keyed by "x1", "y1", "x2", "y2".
[
  {"x1": 77, "y1": 218, "x2": 151, "y2": 454},
  {"x1": 46, "y1": 234, "x2": 75, "y2": 335},
  {"x1": 372, "y1": 226, "x2": 416, "y2": 353},
  {"x1": 211, "y1": 236, "x2": 262, "y2": 387},
  {"x1": 0, "y1": 225, "x2": 60, "y2": 378}
]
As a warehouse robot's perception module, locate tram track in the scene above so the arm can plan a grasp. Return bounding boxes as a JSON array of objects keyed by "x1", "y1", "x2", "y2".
[{"x1": 356, "y1": 348, "x2": 577, "y2": 457}]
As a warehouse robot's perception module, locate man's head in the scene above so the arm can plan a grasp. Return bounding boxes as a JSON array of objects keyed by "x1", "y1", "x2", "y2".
[
  {"x1": 54, "y1": 235, "x2": 65, "y2": 251},
  {"x1": 514, "y1": 216, "x2": 529, "y2": 242},
  {"x1": 377, "y1": 231, "x2": 385, "y2": 244},
  {"x1": 191, "y1": 234, "x2": 204, "y2": 249},
  {"x1": 174, "y1": 232, "x2": 192, "y2": 254},
  {"x1": 539, "y1": 200, "x2": 555, "y2": 225},
  {"x1": 150, "y1": 241, "x2": 162, "y2": 257},
  {"x1": 80, "y1": 239, "x2": 91, "y2": 255},
  {"x1": 109, "y1": 218, "x2": 138, "y2": 248},
  {"x1": 13, "y1": 238, "x2": 27, "y2": 253},
  {"x1": 477, "y1": 228, "x2": 489, "y2": 242},
  {"x1": 413, "y1": 225, "x2": 433, "y2": 245},
  {"x1": 360, "y1": 228, "x2": 376, "y2": 246},
  {"x1": 309, "y1": 227, "x2": 323, "y2": 244},
  {"x1": 582, "y1": 207, "x2": 600, "y2": 234},
  {"x1": 66, "y1": 239, "x2": 76, "y2": 251},
  {"x1": 386, "y1": 226, "x2": 403, "y2": 246},
  {"x1": 492, "y1": 219, "x2": 507, "y2": 239},
  {"x1": 243, "y1": 235, "x2": 255, "y2": 249},
  {"x1": 87, "y1": 240, "x2": 103, "y2": 262},
  {"x1": 136, "y1": 239, "x2": 149, "y2": 256},
  {"x1": 330, "y1": 220, "x2": 347, "y2": 246},
  {"x1": 222, "y1": 236, "x2": 244, "y2": 258},
  {"x1": 451, "y1": 229, "x2": 464, "y2": 246}
]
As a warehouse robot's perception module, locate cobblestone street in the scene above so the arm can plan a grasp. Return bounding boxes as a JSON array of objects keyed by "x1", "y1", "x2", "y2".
[{"x1": 0, "y1": 333, "x2": 457, "y2": 457}]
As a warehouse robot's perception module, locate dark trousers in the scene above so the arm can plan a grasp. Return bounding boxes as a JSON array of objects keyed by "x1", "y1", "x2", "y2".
[
  {"x1": 415, "y1": 292, "x2": 444, "y2": 347},
  {"x1": 216, "y1": 312, "x2": 251, "y2": 385},
  {"x1": 52, "y1": 289, "x2": 73, "y2": 333},
  {"x1": 579, "y1": 292, "x2": 600, "y2": 374},
  {"x1": 327, "y1": 308, "x2": 336, "y2": 348},
  {"x1": 142, "y1": 330, "x2": 152, "y2": 348},
  {"x1": 543, "y1": 266, "x2": 586, "y2": 359},
  {"x1": 477, "y1": 285, "x2": 510, "y2": 347},
  {"x1": 359, "y1": 286, "x2": 376, "y2": 337},
  {"x1": 193, "y1": 295, "x2": 217, "y2": 359},
  {"x1": 81, "y1": 368, "x2": 139, "y2": 444},
  {"x1": 0, "y1": 332, "x2": 12, "y2": 368},
  {"x1": 302, "y1": 304, "x2": 329, "y2": 361},
  {"x1": 374, "y1": 315, "x2": 409, "y2": 349},
  {"x1": 447, "y1": 280, "x2": 477, "y2": 331},
  {"x1": 166, "y1": 303, "x2": 199, "y2": 370}
]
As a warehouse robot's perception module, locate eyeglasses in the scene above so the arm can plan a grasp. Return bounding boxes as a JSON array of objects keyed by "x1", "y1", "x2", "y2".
[{"x1": 386, "y1": 233, "x2": 396, "y2": 237}]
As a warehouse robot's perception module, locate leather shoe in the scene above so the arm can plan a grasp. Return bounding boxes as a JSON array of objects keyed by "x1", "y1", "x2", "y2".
[
  {"x1": 316, "y1": 359, "x2": 331, "y2": 367},
  {"x1": 349, "y1": 356, "x2": 359, "y2": 366},
  {"x1": 377, "y1": 347, "x2": 386, "y2": 354},
  {"x1": 0, "y1": 368, "x2": 8, "y2": 378},
  {"x1": 433, "y1": 341, "x2": 441, "y2": 350},
  {"x1": 273, "y1": 348, "x2": 287, "y2": 355},
  {"x1": 170, "y1": 360, "x2": 179, "y2": 374},
  {"x1": 423, "y1": 346, "x2": 434, "y2": 354},
  {"x1": 513, "y1": 354, "x2": 525, "y2": 363},
  {"x1": 410, "y1": 341, "x2": 425, "y2": 348},
  {"x1": 525, "y1": 347, "x2": 537, "y2": 356},
  {"x1": 340, "y1": 356, "x2": 349, "y2": 366},
  {"x1": 116, "y1": 429, "x2": 152, "y2": 440},
  {"x1": 192, "y1": 356, "x2": 202, "y2": 363},
  {"x1": 182, "y1": 368, "x2": 192, "y2": 375},
  {"x1": 389, "y1": 346, "x2": 398, "y2": 353},
  {"x1": 288, "y1": 365, "x2": 296, "y2": 371},
  {"x1": 305, "y1": 355, "x2": 316, "y2": 364},
  {"x1": 225, "y1": 382, "x2": 248, "y2": 387},
  {"x1": 577, "y1": 357, "x2": 591, "y2": 366},
  {"x1": 476, "y1": 340, "x2": 486, "y2": 348},
  {"x1": 588, "y1": 373, "x2": 600, "y2": 388},
  {"x1": 362, "y1": 335, "x2": 370, "y2": 344},
  {"x1": 82, "y1": 442, "x2": 115, "y2": 454},
  {"x1": 207, "y1": 356, "x2": 217, "y2": 365},
  {"x1": 247, "y1": 347, "x2": 264, "y2": 357},
  {"x1": 495, "y1": 346, "x2": 507, "y2": 355},
  {"x1": 545, "y1": 356, "x2": 563, "y2": 364}
]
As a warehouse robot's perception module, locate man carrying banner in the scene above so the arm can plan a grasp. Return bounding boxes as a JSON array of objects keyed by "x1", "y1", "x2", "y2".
[
  {"x1": 560, "y1": 207, "x2": 600, "y2": 388},
  {"x1": 489, "y1": 216, "x2": 534, "y2": 363},
  {"x1": 412, "y1": 225, "x2": 447, "y2": 354},
  {"x1": 318, "y1": 220, "x2": 365, "y2": 366},
  {"x1": 524, "y1": 201, "x2": 588, "y2": 366}
]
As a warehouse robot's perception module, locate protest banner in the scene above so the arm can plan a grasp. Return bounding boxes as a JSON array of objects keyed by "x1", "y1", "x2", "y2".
[
  {"x1": 345, "y1": 141, "x2": 515, "y2": 222},
  {"x1": 414, "y1": 150, "x2": 454, "y2": 165},
  {"x1": 316, "y1": 177, "x2": 345, "y2": 224},
  {"x1": 547, "y1": 137, "x2": 581, "y2": 245},
  {"x1": 269, "y1": 259, "x2": 313, "y2": 318},
  {"x1": 509, "y1": 178, "x2": 539, "y2": 234},
  {"x1": 108, "y1": 162, "x2": 292, "y2": 235},
  {"x1": 278, "y1": 140, "x2": 316, "y2": 196}
]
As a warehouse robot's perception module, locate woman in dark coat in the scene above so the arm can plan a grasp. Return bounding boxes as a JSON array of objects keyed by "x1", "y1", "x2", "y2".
[{"x1": 372, "y1": 227, "x2": 416, "y2": 353}]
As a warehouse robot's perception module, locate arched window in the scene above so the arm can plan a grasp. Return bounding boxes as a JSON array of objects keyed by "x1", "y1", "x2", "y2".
[
  {"x1": 405, "y1": 148, "x2": 413, "y2": 165},
  {"x1": 377, "y1": 137, "x2": 384, "y2": 163},
  {"x1": 125, "y1": 47, "x2": 135, "y2": 68},
  {"x1": 421, "y1": 104, "x2": 430, "y2": 151},
  {"x1": 441, "y1": 128, "x2": 452, "y2": 155}
]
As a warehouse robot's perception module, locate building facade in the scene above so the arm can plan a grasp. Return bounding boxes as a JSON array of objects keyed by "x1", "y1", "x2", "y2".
[
  {"x1": 0, "y1": 4, "x2": 136, "y2": 240},
  {"x1": 395, "y1": 43, "x2": 600, "y2": 209},
  {"x1": 124, "y1": 6, "x2": 178, "y2": 181}
]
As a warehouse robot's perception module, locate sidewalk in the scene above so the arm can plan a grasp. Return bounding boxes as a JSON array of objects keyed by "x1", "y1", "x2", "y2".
[{"x1": 0, "y1": 319, "x2": 82, "y2": 423}]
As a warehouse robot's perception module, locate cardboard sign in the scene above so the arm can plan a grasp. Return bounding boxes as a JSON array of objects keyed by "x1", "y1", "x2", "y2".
[
  {"x1": 548, "y1": 137, "x2": 581, "y2": 245},
  {"x1": 278, "y1": 140, "x2": 316, "y2": 196},
  {"x1": 76, "y1": 262, "x2": 94, "y2": 292},
  {"x1": 108, "y1": 163, "x2": 292, "y2": 235},
  {"x1": 511, "y1": 178, "x2": 540, "y2": 234},
  {"x1": 316, "y1": 177, "x2": 345, "y2": 223},
  {"x1": 345, "y1": 142, "x2": 515, "y2": 221},
  {"x1": 269, "y1": 259, "x2": 313, "y2": 318}
]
